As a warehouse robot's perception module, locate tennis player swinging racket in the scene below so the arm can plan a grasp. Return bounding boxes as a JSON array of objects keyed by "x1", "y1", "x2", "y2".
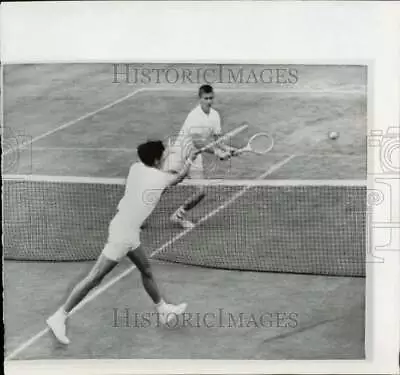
[
  {"x1": 47, "y1": 141, "x2": 198, "y2": 345},
  {"x1": 164, "y1": 84, "x2": 240, "y2": 229},
  {"x1": 164, "y1": 84, "x2": 274, "y2": 229}
]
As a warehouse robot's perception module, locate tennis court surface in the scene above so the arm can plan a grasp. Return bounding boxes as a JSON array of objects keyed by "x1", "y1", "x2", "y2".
[{"x1": 3, "y1": 64, "x2": 367, "y2": 360}]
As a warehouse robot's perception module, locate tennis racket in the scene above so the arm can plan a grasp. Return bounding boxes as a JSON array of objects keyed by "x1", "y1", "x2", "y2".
[
  {"x1": 184, "y1": 123, "x2": 249, "y2": 166},
  {"x1": 232, "y1": 132, "x2": 274, "y2": 156},
  {"x1": 196, "y1": 123, "x2": 249, "y2": 155}
]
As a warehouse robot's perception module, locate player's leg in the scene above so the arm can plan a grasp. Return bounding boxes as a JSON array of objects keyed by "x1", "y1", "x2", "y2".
[
  {"x1": 182, "y1": 185, "x2": 206, "y2": 211},
  {"x1": 171, "y1": 186, "x2": 205, "y2": 227},
  {"x1": 127, "y1": 246, "x2": 187, "y2": 324},
  {"x1": 171, "y1": 154, "x2": 206, "y2": 228},
  {"x1": 64, "y1": 255, "x2": 117, "y2": 313},
  {"x1": 46, "y1": 253, "x2": 118, "y2": 344},
  {"x1": 126, "y1": 246, "x2": 161, "y2": 304},
  {"x1": 46, "y1": 213, "x2": 131, "y2": 344}
]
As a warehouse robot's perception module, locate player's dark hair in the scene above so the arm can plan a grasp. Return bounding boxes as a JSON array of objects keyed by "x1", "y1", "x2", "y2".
[
  {"x1": 137, "y1": 140, "x2": 165, "y2": 167},
  {"x1": 198, "y1": 84, "x2": 214, "y2": 97}
]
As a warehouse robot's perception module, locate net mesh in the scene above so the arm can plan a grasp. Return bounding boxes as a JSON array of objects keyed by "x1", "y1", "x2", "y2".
[{"x1": 2, "y1": 175, "x2": 366, "y2": 277}]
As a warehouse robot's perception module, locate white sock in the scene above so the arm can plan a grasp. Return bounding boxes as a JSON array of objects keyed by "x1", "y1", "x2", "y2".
[
  {"x1": 156, "y1": 299, "x2": 167, "y2": 312},
  {"x1": 57, "y1": 307, "x2": 68, "y2": 319}
]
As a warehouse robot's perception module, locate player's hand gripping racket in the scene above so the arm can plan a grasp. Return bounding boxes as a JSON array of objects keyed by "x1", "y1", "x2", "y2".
[
  {"x1": 190, "y1": 124, "x2": 249, "y2": 158},
  {"x1": 182, "y1": 124, "x2": 249, "y2": 169},
  {"x1": 231, "y1": 132, "x2": 274, "y2": 156},
  {"x1": 197, "y1": 124, "x2": 249, "y2": 154}
]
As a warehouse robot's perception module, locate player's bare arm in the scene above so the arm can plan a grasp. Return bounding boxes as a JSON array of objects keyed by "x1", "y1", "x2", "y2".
[{"x1": 165, "y1": 148, "x2": 199, "y2": 187}]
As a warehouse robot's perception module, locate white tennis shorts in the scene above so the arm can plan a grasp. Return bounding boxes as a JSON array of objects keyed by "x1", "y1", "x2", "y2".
[
  {"x1": 101, "y1": 212, "x2": 141, "y2": 262},
  {"x1": 163, "y1": 151, "x2": 204, "y2": 179}
]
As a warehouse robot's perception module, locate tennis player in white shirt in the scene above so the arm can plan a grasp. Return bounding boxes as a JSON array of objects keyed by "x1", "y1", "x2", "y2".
[
  {"x1": 165, "y1": 84, "x2": 237, "y2": 229},
  {"x1": 47, "y1": 140, "x2": 198, "y2": 345}
]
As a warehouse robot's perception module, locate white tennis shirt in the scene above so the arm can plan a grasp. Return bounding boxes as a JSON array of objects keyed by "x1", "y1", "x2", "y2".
[
  {"x1": 173, "y1": 105, "x2": 222, "y2": 153},
  {"x1": 117, "y1": 162, "x2": 174, "y2": 225}
]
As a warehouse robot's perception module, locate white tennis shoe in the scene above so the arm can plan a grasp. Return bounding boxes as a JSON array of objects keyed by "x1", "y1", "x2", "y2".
[
  {"x1": 157, "y1": 302, "x2": 187, "y2": 325},
  {"x1": 46, "y1": 310, "x2": 70, "y2": 345},
  {"x1": 170, "y1": 211, "x2": 195, "y2": 229}
]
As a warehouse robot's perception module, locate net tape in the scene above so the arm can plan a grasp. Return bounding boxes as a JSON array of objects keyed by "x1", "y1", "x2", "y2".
[{"x1": 3, "y1": 174, "x2": 367, "y2": 277}]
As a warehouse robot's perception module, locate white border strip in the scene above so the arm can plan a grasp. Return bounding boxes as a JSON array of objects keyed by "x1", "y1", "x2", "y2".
[
  {"x1": 3, "y1": 359, "x2": 378, "y2": 375},
  {"x1": 2, "y1": 174, "x2": 366, "y2": 187}
]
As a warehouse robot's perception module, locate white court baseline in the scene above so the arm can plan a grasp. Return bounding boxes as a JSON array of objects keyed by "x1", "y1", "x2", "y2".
[{"x1": 5, "y1": 155, "x2": 295, "y2": 360}]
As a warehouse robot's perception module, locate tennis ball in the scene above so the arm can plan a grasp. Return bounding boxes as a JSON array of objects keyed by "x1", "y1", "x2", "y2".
[{"x1": 328, "y1": 131, "x2": 339, "y2": 140}]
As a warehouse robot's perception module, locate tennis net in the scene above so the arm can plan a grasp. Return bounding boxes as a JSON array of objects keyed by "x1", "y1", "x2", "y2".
[{"x1": 2, "y1": 174, "x2": 367, "y2": 277}]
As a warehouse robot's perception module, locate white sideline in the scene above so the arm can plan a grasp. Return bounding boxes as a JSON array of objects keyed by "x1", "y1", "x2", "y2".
[{"x1": 5, "y1": 155, "x2": 294, "y2": 361}]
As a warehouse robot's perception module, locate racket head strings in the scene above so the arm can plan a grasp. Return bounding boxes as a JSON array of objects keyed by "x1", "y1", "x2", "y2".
[{"x1": 247, "y1": 133, "x2": 274, "y2": 154}]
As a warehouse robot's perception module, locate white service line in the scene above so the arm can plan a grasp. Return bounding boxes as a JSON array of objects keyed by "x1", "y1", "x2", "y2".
[
  {"x1": 141, "y1": 87, "x2": 366, "y2": 95},
  {"x1": 3, "y1": 88, "x2": 146, "y2": 156},
  {"x1": 5, "y1": 154, "x2": 295, "y2": 361}
]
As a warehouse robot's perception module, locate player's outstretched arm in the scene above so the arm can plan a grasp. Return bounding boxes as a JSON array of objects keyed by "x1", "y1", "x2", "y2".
[{"x1": 165, "y1": 149, "x2": 200, "y2": 187}]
